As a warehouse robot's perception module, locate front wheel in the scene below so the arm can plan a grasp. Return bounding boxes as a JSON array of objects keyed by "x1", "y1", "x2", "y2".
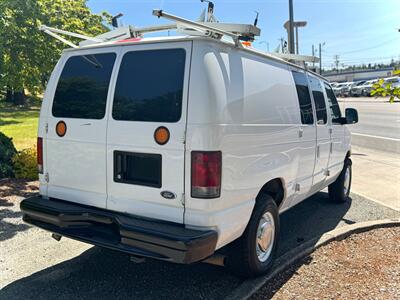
[
  {"x1": 226, "y1": 195, "x2": 280, "y2": 278},
  {"x1": 329, "y1": 158, "x2": 352, "y2": 203}
]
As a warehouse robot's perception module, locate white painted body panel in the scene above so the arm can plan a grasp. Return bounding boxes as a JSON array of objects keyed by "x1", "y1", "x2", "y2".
[
  {"x1": 39, "y1": 37, "x2": 352, "y2": 251},
  {"x1": 184, "y1": 41, "x2": 301, "y2": 248},
  {"x1": 106, "y1": 42, "x2": 192, "y2": 224},
  {"x1": 44, "y1": 47, "x2": 119, "y2": 208}
]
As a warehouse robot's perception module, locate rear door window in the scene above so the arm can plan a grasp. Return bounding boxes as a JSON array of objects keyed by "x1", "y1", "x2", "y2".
[
  {"x1": 308, "y1": 76, "x2": 327, "y2": 125},
  {"x1": 112, "y1": 49, "x2": 186, "y2": 123},
  {"x1": 291, "y1": 71, "x2": 314, "y2": 125},
  {"x1": 52, "y1": 53, "x2": 116, "y2": 119}
]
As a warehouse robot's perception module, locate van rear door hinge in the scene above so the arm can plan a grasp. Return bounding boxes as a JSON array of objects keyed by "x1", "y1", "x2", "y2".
[
  {"x1": 45, "y1": 172, "x2": 49, "y2": 183},
  {"x1": 45, "y1": 123, "x2": 49, "y2": 134}
]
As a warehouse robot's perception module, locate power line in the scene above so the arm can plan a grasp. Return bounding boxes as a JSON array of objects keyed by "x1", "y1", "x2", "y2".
[
  {"x1": 323, "y1": 38, "x2": 399, "y2": 55},
  {"x1": 324, "y1": 55, "x2": 399, "y2": 63}
]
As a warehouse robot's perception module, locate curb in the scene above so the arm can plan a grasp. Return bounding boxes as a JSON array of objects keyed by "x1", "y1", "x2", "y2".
[
  {"x1": 351, "y1": 133, "x2": 400, "y2": 153},
  {"x1": 226, "y1": 218, "x2": 400, "y2": 300}
]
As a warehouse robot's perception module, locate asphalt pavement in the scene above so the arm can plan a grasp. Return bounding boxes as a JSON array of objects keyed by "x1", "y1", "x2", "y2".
[
  {"x1": 1, "y1": 192, "x2": 399, "y2": 300},
  {"x1": 339, "y1": 97, "x2": 400, "y2": 140}
]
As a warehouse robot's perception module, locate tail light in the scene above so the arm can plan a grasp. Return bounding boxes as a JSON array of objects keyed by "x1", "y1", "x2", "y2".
[
  {"x1": 37, "y1": 137, "x2": 43, "y2": 174},
  {"x1": 191, "y1": 151, "x2": 222, "y2": 199}
]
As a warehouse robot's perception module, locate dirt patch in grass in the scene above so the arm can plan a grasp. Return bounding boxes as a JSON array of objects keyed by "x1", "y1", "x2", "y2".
[{"x1": 252, "y1": 227, "x2": 400, "y2": 300}]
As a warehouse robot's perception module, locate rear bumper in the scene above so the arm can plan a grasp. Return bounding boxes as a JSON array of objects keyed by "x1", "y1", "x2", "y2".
[{"x1": 20, "y1": 196, "x2": 218, "y2": 264}]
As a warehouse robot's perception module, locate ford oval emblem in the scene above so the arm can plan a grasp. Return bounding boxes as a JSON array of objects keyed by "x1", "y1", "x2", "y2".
[{"x1": 161, "y1": 191, "x2": 176, "y2": 200}]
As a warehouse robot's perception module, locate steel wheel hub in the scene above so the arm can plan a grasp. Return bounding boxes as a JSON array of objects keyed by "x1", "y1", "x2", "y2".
[{"x1": 256, "y1": 211, "x2": 275, "y2": 262}]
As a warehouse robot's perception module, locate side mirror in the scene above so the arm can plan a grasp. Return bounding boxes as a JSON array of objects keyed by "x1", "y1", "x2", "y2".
[{"x1": 345, "y1": 108, "x2": 358, "y2": 124}]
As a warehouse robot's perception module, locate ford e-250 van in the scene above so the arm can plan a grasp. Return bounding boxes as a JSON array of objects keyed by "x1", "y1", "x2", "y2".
[{"x1": 21, "y1": 16, "x2": 358, "y2": 278}]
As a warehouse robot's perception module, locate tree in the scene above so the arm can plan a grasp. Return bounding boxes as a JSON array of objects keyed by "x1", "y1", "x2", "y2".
[
  {"x1": 371, "y1": 70, "x2": 400, "y2": 103},
  {"x1": 0, "y1": 0, "x2": 111, "y2": 104}
]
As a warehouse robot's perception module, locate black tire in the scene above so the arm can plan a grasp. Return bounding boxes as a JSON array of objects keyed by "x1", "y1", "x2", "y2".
[
  {"x1": 226, "y1": 195, "x2": 280, "y2": 278},
  {"x1": 328, "y1": 158, "x2": 352, "y2": 203}
]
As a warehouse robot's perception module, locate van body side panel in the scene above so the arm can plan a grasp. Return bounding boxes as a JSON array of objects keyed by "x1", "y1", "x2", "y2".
[
  {"x1": 106, "y1": 42, "x2": 192, "y2": 224},
  {"x1": 288, "y1": 68, "x2": 317, "y2": 206},
  {"x1": 307, "y1": 75, "x2": 331, "y2": 192},
  {"x1": 184, "y1": 41, "x2": 301, "y2": 249},
  {"x1": 322, "y1": 81, "x2": 346, "y2": 182}
]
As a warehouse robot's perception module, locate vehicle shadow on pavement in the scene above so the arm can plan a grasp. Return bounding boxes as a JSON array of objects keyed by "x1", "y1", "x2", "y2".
[
  {"x1": 0, "y1": 180, "x2": 38, "y2": 241},
  {"x1": 277, "y1": 191, "x2": 352, "y2": 256},
  {"x1": 1, "y1": 192, "x2": 352, "y2": 300}
]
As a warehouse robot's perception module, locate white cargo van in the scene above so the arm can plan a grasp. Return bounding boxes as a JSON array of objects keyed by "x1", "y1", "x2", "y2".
[{"x1": 21, "y1": 13, "x2": 359, "y2": 277}]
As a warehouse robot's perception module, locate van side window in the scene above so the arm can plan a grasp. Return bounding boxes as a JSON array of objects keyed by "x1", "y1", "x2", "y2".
[
  {"x1": 52, "y1": 53, "x2": 116, "y2": 119},
  {"x1": 291, "y1": 71, "x2": 314, "y2": 124},
  {"x1": 309, "y1": 76, "x2": 327, "y2": 125},
  {"x1": 112, "y1": 49, "x2": 186, "y2": 123},
  {"x1": 324, "y1": 82, "x2": 342, "y2": 123}
]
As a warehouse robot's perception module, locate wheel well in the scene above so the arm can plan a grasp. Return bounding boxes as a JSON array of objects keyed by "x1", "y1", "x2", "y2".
[{"x1": 256, "y1": 178, "x2": 285, "y2": 208}]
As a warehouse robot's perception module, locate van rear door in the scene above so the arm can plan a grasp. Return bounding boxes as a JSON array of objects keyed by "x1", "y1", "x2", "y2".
[
  {"x1": 46, "y1": 49, "x2": 117, "y2": 208},
  {"x1": 106, "y1": 42, "x2": 192, "y2": 224}
]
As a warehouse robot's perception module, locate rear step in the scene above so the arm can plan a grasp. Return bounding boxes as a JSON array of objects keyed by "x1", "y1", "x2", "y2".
[{"x1": 21, "y1": 196, "x2": 218, "y2": 264}]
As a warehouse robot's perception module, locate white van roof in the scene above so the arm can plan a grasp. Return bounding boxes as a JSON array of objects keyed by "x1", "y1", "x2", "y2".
[{"x1": 62, "y1": 34, "x2": 328, "y2": 82}]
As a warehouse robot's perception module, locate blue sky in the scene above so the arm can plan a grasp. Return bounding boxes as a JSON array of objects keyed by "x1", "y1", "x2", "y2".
[{"x1": 88, "y1": 0, "x2": 400, "y2": 69}]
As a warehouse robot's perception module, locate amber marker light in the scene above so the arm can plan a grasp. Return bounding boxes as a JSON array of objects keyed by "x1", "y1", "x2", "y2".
[
  {"x1": 154, "y1": 126, "x2": 170, "y2": 145},
  {"x1": 56, "y1": 121, "x2": 67, "y2": 137}
]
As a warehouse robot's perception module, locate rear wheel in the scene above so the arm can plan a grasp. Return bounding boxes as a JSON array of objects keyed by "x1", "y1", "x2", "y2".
[
  {"x1": 329, "y1": 158, "x2": 352, "y2": 203},
  {"x1": 226, "y1": 195, "x2": 279, "y2": 278}
]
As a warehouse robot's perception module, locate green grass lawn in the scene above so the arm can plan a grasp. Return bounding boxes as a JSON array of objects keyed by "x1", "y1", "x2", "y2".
[{"x1": 0, "y1": 100, "x2": 40, "y2": 150}]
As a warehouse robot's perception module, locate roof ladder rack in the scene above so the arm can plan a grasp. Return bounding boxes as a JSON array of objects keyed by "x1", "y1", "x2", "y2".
[
  {"x1": 152, "y1": 10, "x2": 243, "y2": 47},
  {"x1": 38, "y1": 9, "x2": 319, "y2": 66},
  {"x1": 39, "y1": 25, "x2": 105, "y2": 48}
]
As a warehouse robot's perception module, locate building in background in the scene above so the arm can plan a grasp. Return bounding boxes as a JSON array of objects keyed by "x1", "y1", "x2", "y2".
[{"x1": 323, "y1": 67, "x2": 394, "y2": 82}]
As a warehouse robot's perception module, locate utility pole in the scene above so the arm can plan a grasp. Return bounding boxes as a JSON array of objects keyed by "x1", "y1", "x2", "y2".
[
  {"x1": 312, "y1": 45, "x2": 315, "y2": 68},
  {"x1": 279, "y1": 37, "x2": 285, "y2": 53},
  {"x1": 319, "y1": 43, "x2": 322, "y2": 74},
  {"x1": 288, "y1": 0, "x2": 295, "y2": 54},
  {"x1": 333, "y1": 55, "x2": 340, "y2": 72}
]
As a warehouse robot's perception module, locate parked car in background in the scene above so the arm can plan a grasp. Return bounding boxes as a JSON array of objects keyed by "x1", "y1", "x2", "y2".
[
  {"x1": 353, "y1": 79, "x2": 378, "y2": 96},
  {"x1": 349, "y1": 80, "x2": 367, "y2": 96},
  {"x1": 333, "y1": 82, "x2": 346, "y2": 97},
  {"x1": 340, "y1": 82, "x2": 356, "y2": 97},
  {"x1": 330, "y1": 82, "x2": 339, "y2": 87},
  {"x1": 384, "y1": 76, "x2": 400, "y2": 88}
]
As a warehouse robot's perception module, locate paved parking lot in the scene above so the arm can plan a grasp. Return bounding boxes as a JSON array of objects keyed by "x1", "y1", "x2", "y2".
[{"x1": 1, "y1": 187, "x2": 398, "y2": 300}]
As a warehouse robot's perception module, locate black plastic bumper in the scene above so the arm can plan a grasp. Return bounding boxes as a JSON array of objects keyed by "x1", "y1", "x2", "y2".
[{"x1": 20, "y1": 196, "x2": 218, "y2": 264}]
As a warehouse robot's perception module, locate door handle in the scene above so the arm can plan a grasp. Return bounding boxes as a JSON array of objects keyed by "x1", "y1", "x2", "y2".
[
  {"x1": 317, "y1": 145, "x2": 320, "y2": 158},
  {"x1": 298, "y1": 128, "x2": 304, "y2": 138},
  {"x1": 80, "y1": 123, "x2": 92, "y2": 126}
]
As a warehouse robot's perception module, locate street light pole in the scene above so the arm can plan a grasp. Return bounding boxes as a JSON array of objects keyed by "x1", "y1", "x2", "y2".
[{"x1": 288, "y1": 0, "x2": 295, "y2": 54}]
